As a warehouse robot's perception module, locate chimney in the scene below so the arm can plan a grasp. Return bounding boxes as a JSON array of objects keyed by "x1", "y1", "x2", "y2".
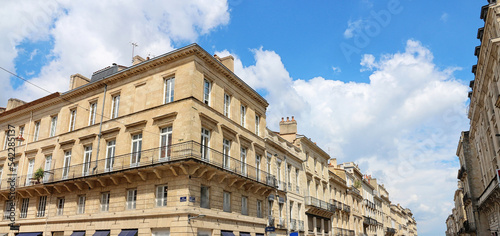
[
  {"x1": 6, "y1": 98, "x2": 27, "y2": 111},
  {"x1": 279, "y1": 116, "x2": 297, "y2": 135},
  {"x1": 214, "y1": 54, "x2": 235, "y2": 72},
  {"x1": 69, "y1": 73, "x2": 90, "y2": 90},
  {"x1": 132, "y1": 55, "x2": 146, "y2": 65}
]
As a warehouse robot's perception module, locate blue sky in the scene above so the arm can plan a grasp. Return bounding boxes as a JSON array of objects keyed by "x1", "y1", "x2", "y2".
[{"x1": 0, "y1": 1, "x2": 486, "y2": 235}]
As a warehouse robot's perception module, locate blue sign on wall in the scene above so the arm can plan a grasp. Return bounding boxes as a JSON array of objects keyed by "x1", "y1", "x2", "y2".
[
  {"x1": 180, "y1": 196, "x2": 187, "y2": 202},
  {"x1": 189, "y1": 196, "x2": 195, "y2": 202},
  {"x1": 289, "y1": 232, "x2": 298, "y2": 236},
  {"x1": 265, "y1": 227, "x2": 275, "y2": 232}
]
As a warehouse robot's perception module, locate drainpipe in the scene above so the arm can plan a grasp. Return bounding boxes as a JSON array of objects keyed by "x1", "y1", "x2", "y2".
[{"x1": 92, "y1": 84, "x2": 107, "y2": 174}]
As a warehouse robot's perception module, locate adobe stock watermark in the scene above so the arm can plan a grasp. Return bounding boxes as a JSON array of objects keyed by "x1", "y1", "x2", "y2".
[
  {"x1": 340, "y1": 0, "x2": 407, "y2": 63},
  {"x1": 5, "y1": 125, "x2": 17, "y2": 229}
]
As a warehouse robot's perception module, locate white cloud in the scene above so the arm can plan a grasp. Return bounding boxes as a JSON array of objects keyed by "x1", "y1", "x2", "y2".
[
  {"x1": 343, "y1": 19, "x2": 364, "y2": 39},
  {"x1": 0, "y1": 0, "x2": 230, "y2": 106},
  {"x1": 441, "y1": 13, "x2": 449, "y2": 22},
  {"x1": 233, "y1": 40, "x2": 469, "y2": 234},
  {"x1": 332, "y1": 66, "x2": 341, "y2": 73}
]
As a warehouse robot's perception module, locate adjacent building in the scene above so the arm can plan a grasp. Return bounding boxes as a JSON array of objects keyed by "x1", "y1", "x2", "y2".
[{"x1": 0, "y1": 44, "x2": 416, "y2": 236}]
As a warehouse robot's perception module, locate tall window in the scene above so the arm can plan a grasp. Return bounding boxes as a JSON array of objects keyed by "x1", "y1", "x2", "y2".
[
  {"x1": 256, "y1": 155, "x2": 261, "y2": 181},
  {"x1": 126, "y1": 189, "x2": 137, "y2": 210},
  {"x1": 240, "y1": 106, "x2": 246, "y2": 127},
  {"x1": 26, "y1": 159, "x2": 35, "y2": 186},
  {"x1": 289, "y1": 202, "x2": 293, "y2": 222},
  {"x1": 156, "y1": 185, "x2": 168, "y2": 207},
  {"x1": 224, "y1": 93, "x2": 231, "y2": 117},
  {"x1": 160, "y1": 127, "x2": 172, "y2": 161},
  {"x1": 37, "y1": 196, "x2": 47, "y2": 217},
  {"x1": 200, "y1": 128, "x2": 210, "y2": 160},
  {"x1": 223, "y1": 191, "x2": 231, "y2": 212},
  {"x1": 20, "y1": 198, "x2": 29, "y2": 218},
  {"x1": 33, "y1": 121, "x2": 40, "y2": 141},
  {"x1": 83, "y1": 145, "x2": 92, "y2": 176},
  {"x1": 18, "y1": 126, "x2": 24, "y2": 145},
  {"x1": 297, "y1": 203, "x2": 301, "y2": 221},
  {"x1": 267, "y1": 153, "x2": 272, "y2": 174},
  {"x1": 240, "y1": 147, "x2": 247, "y2": 176},
  {"x1": 89, "y1": 102, "x2": 97, "y2": 125},
  {"x1": 203, "y1": 79, "x2": 211, "y2": 105},
  {"x1": 100, "y1": 192, "x2": 110, "y2": 212},
  {"x1": 241, "y1": 196, "x2": 248, "y2": 215},
  {"x1": 255, "y1": 115, "x2": 260, "y2": 135},
  {"x1": 105, "y1": 140, "x2": 116, "y2": 172},
  {"x1": 200, "y1": 185, "x2": 209, "y2": 209},
  {"x1": 69, "y1": 109, "x2": 77, "y2": 131},
  {"x1": 111, "y1": 94, "x2": 120, "y2": 119},
  {"x1": 49, "y1": 116, "x2": 57, "y2": 137},
  {"x1": 164, "y1": 77, "x2": 175, "y2": 104},
  {"x1": 223, "y1": 139, "x2": 231, "y2": 169},
  {"x1": 296, "y1": 168, "x2": 300, "y2": 192},
  {"x1": 257, "y1": 200, "x2": 263, "y2": 218},
  {"x1": 130, "y1": 133, "x2": 142, "y2": 167},
  {"x1": 62, "y1": 151, "x2": 71, "y2": 179},
  {"x1": 276, "y1": 160, "x2": 282, "y2": 186},
  {"x1": 77, "y1": 195, "x2": 85, "y2": 214},
  {"x1": 57, "y1": 198, "x2": 65, "y2": 215}
]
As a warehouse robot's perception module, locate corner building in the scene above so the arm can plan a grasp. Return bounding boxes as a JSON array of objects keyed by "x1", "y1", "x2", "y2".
[{"x1": 0, "y1": 44, "x2": 274, "y2": 236}]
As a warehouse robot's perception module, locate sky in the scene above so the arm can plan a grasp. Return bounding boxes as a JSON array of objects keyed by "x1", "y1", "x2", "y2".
[{"x1": 0, "y1": 0, "x2": 485, "y2": 235}]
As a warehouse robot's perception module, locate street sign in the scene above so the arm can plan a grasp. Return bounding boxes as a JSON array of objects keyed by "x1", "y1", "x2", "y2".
[
  {"x1": 180, "y1": 197, "x2": 186, "y2": 202},
  {"x1": 289, "y1": 233, "x2": 298, "y2": 236},
  {"x1": 10, "y1": 225, "x2": 19, "y2": 230},
  {"x1": 265, "y1": 226, "x2": 275, "y2": 232}
]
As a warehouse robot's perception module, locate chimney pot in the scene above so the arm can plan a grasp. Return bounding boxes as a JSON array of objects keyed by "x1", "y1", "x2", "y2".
[
  {"x1": 292, "y1": 116, "x2": 295, "y2": 121},
  {"x1": 286, "y1": 117, "x2": 289, "y2": 121}
]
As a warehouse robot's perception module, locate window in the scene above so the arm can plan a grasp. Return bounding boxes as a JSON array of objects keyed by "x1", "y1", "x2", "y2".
[
  {"x1": 83, "y1": 145, "x2": 92, "y2": 176},
  {"x1": 255, "y1": 115, "x2": 260, "y2": 135},
  {"x1": 57, "y1": 198, "x2": 65, "y2": 215},
  {"x1": 256, "y1": 155, "x2": 261, "y2": 181},
  {"x1": 197, "y1": 229, "x2": 212, "y2": 236},
  {"x1": 240, "y1": 105, "x2": 246, "y2": 127},
  {"x1": 241, "y1": 196, "x2": 248, "y2": 215},
  {"x1": 33, "y1": 120, "x2": 40, "y2": 141},
  {"x1": 288, "y1": 164, "x2": 292, "y2": 190},
  {"x1": 49, "y1": 116, "x2": 57, "y2": 137},
  {"x1": 62, "y1": 151, "x2": 71, "y2": 179},
  {"x1": 4, "y1": 200, "x2": 12, "y2": 219},
  {"x1": 257, "y1": 200, "x2": 263, "y2": 218},
  {"x1": 224, "y1": 93, "x2": 231, "y2": 117},
  {"x1": 223, "y1": 191, "x2": 231, "y2": 212},
  {"x1": 200, "y1": 185, "x2": 209, "y2": 209},
  {"x1": 156, "y1": 185, "x2": 168, "y2": 207},
  {"x1": 126, "y1": 189, "x2": 137, "y2": 210},
  {"x1": 240, "y1": 147, "x2": 247, "y2": 176},
  {"x1": 297, "y1": 203, "x2": 301, "y2": 221},
  {"x1": 111, "y1": 94, "x2": 120, "y2": 119},
  {"x1": 203, "y1": 79, "x2": 211, "y2": 105},
  {"x1": 69, "y1": 109, "x2": 77, "y2": 131},
  {"x1": 200, "y1": 128, "x2": 210, "y2": 160},
  {"x1": 223, "y1": 138, "x2": 231, "y2": 169},
  {"x1": 89, "y1": 102, "x2": 97, "y2": 125},
  {"x1": 152, "y1": 229, "x2": 170, "y2": 236},
  {"x1": 289, "y1": 202, "x2": 293, "y2": 222},
  {"x1": 77, "y1": 195, "x2": 85, "y2": 214},
  {"x1": 20, "y1": 198, "x2": 29, "y2": 218},
  {"x1": 26, "y1": 159, "x2": 35, "y2": 186},
  {"x1": 268, "y1": 200, "x2": 273, "y2": 217},
  {"x1": 266, "y1": 153, "x2": 272, "y2": 174},
  {"x1": 37, "y1": 196, "x2": 47, "y2": 217},
  {"x1": 296, "y1": 168, "x2": 300, "y2": 192},
  {"x1": 100, "y1": 192, "x2": 110, "y2": 212},
  {"x1": 18, "y1": 126, "x2": 24, "y2": 145},
  {"x1": 105, "y1": 140, "x2": 116, "y2": 172},
  {"x1": 164, "y1": 77, "x2": 175, "y2": 104},
  {"x1": 131, "y1": 133, "x2": 142, "y2": 167},
  {"x1": 159, "y1": 127, "x2": 172, "y2": 161}
]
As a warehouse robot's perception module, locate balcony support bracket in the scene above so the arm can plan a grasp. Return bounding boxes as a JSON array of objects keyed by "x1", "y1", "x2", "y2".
[
  {"x1": 34, "y1": 188, "x2": 43, "y2": 196},
  {"x1": 137, "y1": 171, "x2": 147, "y2": 181},
  {"x1": 198, "y1": 168, "x2": 208, "y2": 178},
  {"x1": 153, "y1": 169, "x2": 162, "y2": 179},
  {"x1": 85, "y1": 180, "x2": 94, "y2": 189},
  {"x1": 228, "y1": 178, "x2": 238, "y2": 187},
  {"x1": 179, "y1": 164, "x2": 188, "y2": 175},
  {"x1": 74, "y1": 182, "x2": 83, "y2": 191},
  {"x1": 110, "y1": 176, "x2": 119, "y2": 185},
  {"x1": 97, "y1": 178, "x2": 107, "y2": 187},
  {"x1": 63, "y1": 184, "x2": 72, "y2": 192},
  {"x1": 122, "y1": 174, "x2": 132, "y2": 184}
]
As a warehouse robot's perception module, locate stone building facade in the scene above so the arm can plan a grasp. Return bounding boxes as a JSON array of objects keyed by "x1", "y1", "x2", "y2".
[{"x1": 0, "y1": 44, "x2": 416, "y2": 236}]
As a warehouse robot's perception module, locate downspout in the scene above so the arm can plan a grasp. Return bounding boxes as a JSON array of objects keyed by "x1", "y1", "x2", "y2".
[{"x1": 92, "y1": 84, "x2": 107, "y2": 174}]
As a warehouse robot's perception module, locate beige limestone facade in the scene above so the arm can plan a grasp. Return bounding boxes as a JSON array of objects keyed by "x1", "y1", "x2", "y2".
[
  {"x1": 0, "y1": 44, "x2": 416, "y2": 236},
  {"x1": 446, "y1": 1, "x2": 500, "y2": 235}
]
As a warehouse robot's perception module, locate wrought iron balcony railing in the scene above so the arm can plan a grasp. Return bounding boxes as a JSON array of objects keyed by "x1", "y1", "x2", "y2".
[
  {"x1": 277, "y1": 180, "x2": 287, "y2": 191},
  {"x1": 298, "y1": 220, "x2": 304, "y2": 231},
  {"x1": 278, "y1": 217, "x2": 286, "y2": 228},
  {"x1": 1, "y1": 141, "x2": 275, "y2": 190},
  {"x1": 305, "y1": 196, "x2": 335, "y2": 213},
  {"x1": 268, "y1": 216, "x2": 274, "y2": 226},
  {"x1": 290, "y1": 219, "x2": 297, "y2": 231}
]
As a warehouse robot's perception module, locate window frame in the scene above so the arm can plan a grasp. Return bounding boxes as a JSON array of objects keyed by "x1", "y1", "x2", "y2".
[
  {"x1": 62, "y1": 151, "x2": 71, "y2": 179},
  {"x1": 126, "y1": 189, "x2": 137, "y2": 210},
  {"x1": 105, "y1": 140, "x2": 116, "y2": 172},
  {"x1": 241, "y1": 196, "x2": 248, "y2": 215},
  {"x1": 164, "y1": 77, "x2": 175, "y2": 104},
  {"x1": 223, "y1": 138, "x2": 231, "y2": 169},
  {"x1": 56, "y1": 197, "x2": 65, "y2": 216},
  {"x1": 77, "y1": 195, "x2": 86, "y2": 214},
  {"x1": 203, "y1": 79, "x2": 211, "y2": 105},
  {"x1": 156, "y1": 185, "x2": 168, "y2": 207},
  {"x1": 89, "y1": 102, "x2": 97, "y2": 125},
  {"x1": 223, "y1": 93, "x2": 231, "y2": 117},
  {"x1": 159, "y1": 127, "x2": 173, "y2": 161},
  {"x1": 200, "y1": 185, "x2": 210, "y2": 209},
  {"x1": 33, "y1": 120, "x2": 40, "y2": 141},
  {"x1": 240, "y1": 105, "x2": 246, "y2": 127},
  {"x1": 37, "y1": 196, "x2": 47, "y2": 217},
  {"x1": 111, "y1": 94, "x2": 120, "y2": 119},
  {"x1": 100, "y1": 192, "x2": 110, "y2": 212},
  {"x1": 255, "y1": 115, "x2": 260, "y2": 135},
  {"x1": 83, "y1": 145, "x2": 92, "y2": 176},
  {"x1": 223, "y1": 191, "x2": 231, "y2": 213},
  {"x1": 49, "y1": 116, "x2": 57, "y2": 137},
  {"x1": 240, "y1": 147, "x2": 247, "y2": 176},
  {"x1": 20, "y1": 198, "x2": 29, "y2": 218},
  {"x1": 69, "y1": 109, "x2": 77, "y2": 131},
  {"x1": 130, "y1": 133, "x2": 142, "y2": 167},
  {"x1": 200, "y1": 128, "x2": 210, "y2": 161}
]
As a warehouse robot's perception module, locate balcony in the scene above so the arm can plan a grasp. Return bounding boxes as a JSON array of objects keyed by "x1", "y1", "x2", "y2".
[
  {"x1": 363, "y1": 199, "x2": 376, "y2": 209},
  {"x1": 463, "y1": 192, "x2": 471, "y2": 204},
  {"x1": 1, "y1": 141, "x2": 276, "y2": 194},
  {"x1": 457, "y1": 166, "x2": 466, "y2": 179},
  {"x1": 290, "y1": 219, "x2": 297, "y2": 231},
  {"x1": 464, "y1": 220, "x2": 476, "y2": 233},
  {"x1": 278, "y1": 217, "x2": 286, "y2": 228},
  {"x1": 305, "y1": 196, "x2": 335, "y2": 217},
  {"x1": 268, "y1": 216, "x2": 275, "y2": 227},
  {"x1": 347, "y1": 187, "x2": 360, "y2": 195},
  {"x1": 343, "y1": 203, "x2": 351, "y2": 213},
  {"x1": 298, "y1": 220, "x2": 304, "y2": 231},
  {"x1": 288, "y1": 182, "x2": 292, "y2": 191},
  {"x1": 277, "y1": 180, "x2": 287, "y2": 192},
  {"x1": 363, "y1": 216, "x2": 377, "y2": 226},
  {"x1": 386, "y1": 227, "x2": 396, "y2": 235}
]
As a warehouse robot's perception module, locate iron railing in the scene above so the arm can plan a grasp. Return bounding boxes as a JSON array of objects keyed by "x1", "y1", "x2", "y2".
[
  {"x1": 12, "y1": 141, "x2": 276, "y2": 188},
  {"x1": 290, "y1": 219, "x2": 297, "y2": 231},
  {"x1": 363, "y1": 216, "x2": 377, "y2": 225},
  {"x1": 277, "y1": 180, "x2": 287, "y2": 191},
  {"x1": 298, "y1": 220, "x2": 304, "y2": 231},
  {"x1": 268, "y1": 216, "x2": 275, "y2": 226},
  {"x1": 348, "y1": 187, "x2": 360, "y2": 195},
  {"x1": 305, "y1": 196, "x2": 335, "y2": 212},
  {"x1": 278, "y1": 217, "x2": 286, "y2": 228}
]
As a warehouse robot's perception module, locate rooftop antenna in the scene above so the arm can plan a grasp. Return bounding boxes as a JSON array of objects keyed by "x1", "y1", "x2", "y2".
[{"x1": 131, "y1": 42, "x2": 138, "y2": 63}]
